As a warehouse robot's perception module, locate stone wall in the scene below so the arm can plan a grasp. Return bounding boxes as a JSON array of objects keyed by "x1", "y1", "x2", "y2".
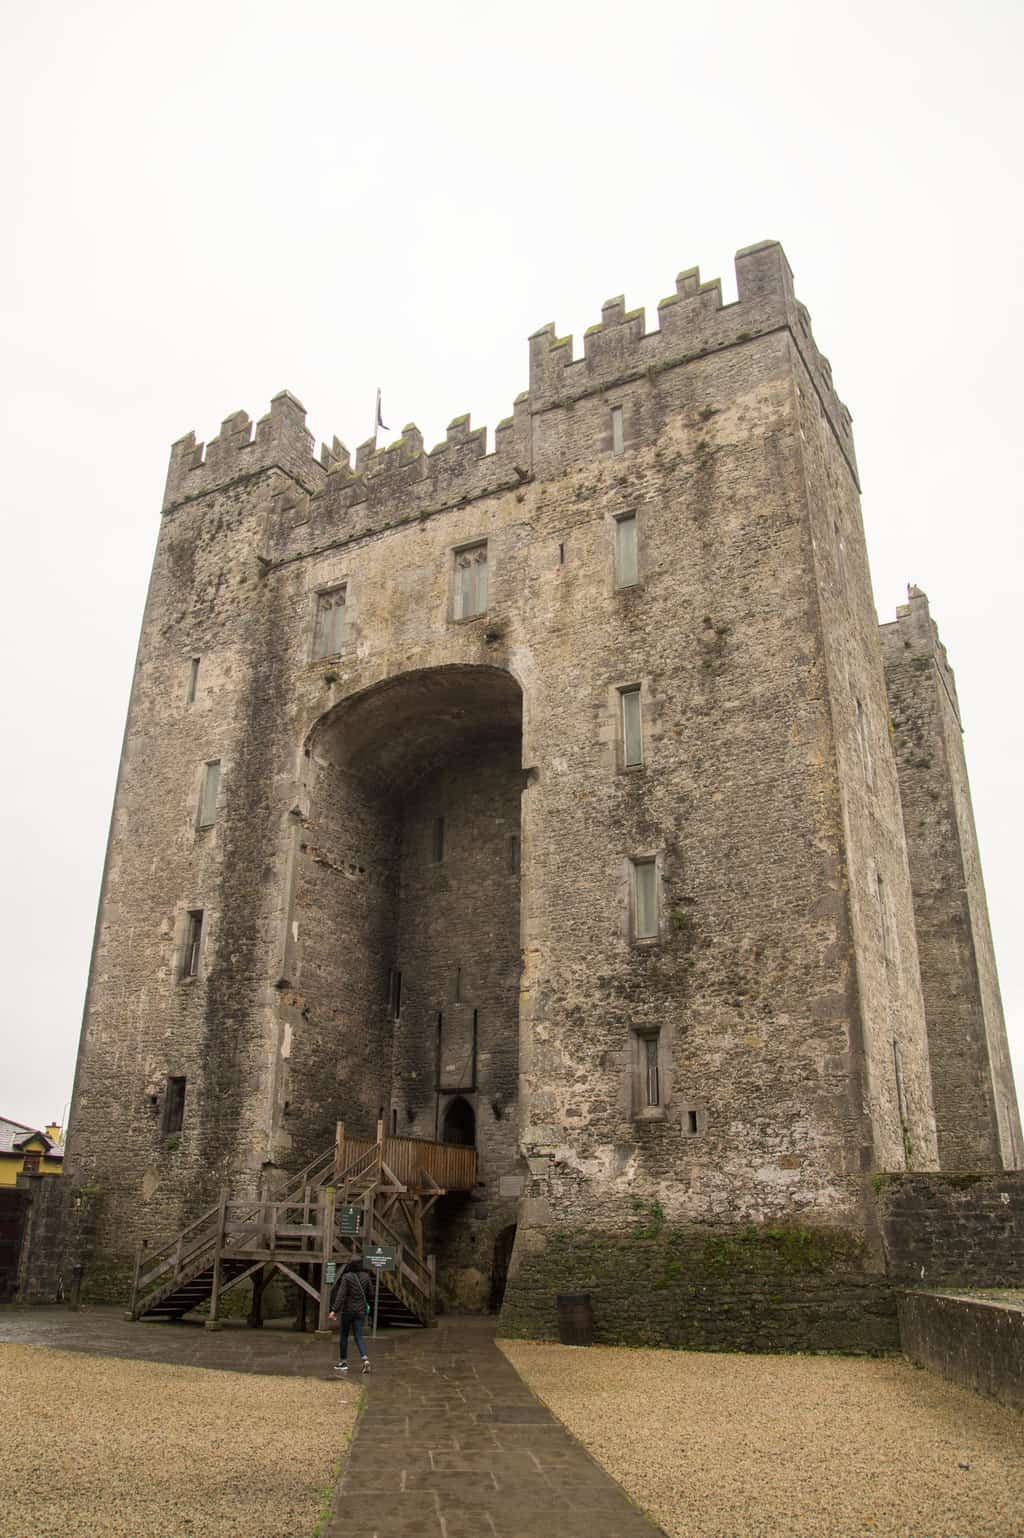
[
  {"x1": 881, "y1": 590, "x2": 1023, "y2": 1170},
  {"x1": 500, "y1": 1218, "x2": 897, "y2": 1354},
  {"x1": 66, "y1": 241, "x2": 950, "y2": 1323},
  {"x1": 898, "y1": 1291, "x2": 1024, "y2": 1412},
  {"x1": 875, "y1": 1172, "x2": 1024, "y2": 1286},
  {"x1": 14, "y1": 1177, "x2": 102, "y2": 1304}
]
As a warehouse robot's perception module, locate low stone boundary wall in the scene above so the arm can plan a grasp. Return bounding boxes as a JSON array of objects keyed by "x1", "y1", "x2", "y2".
[
  {"x1": 874, "y1": 1171, "x2": 1024, "y2": 1286},
  {"x1": 500, "y1": 1223, "x2": 897, "y2": 1354},
  {"x1": 898, "y1": 1290, "x2": 1024, "y2": 1412}
]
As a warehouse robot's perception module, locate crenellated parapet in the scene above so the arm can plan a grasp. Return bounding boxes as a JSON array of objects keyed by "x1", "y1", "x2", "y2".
[
  {"x1": 162, "y1": 241, "x2": 857, "y2": 527},
  {"x1": 163, "y1": 390, "x2": 325, "y2": 511}
]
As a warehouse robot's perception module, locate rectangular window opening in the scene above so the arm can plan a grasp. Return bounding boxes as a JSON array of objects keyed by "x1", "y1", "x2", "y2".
[
  {"x1": 611, "y1": 406, "x2": 624, "y2": 455},
  {"x1": 687, "y1": 1109, "x2": 699, "y2": 1135},
  {"x1": 508, "y1": 832, "x2": 520, "y2": 874},
  {"x1": 433, "y1": 816, "x2": 446, "y2": 863},
  {"x1": 164, "y1": 1076, "x2": 186, "y2": 1135},
  {"x1": 313, "y1": 586, "x2": 347, "y2": 659},
  {"x1": 558, "y1": 542, "x2": 565, "y2": 565},
  {"x1": 615, "y1": 514, "x2": 638, "y2": 588},
  {"x1": 632, "y1": 858, "x2": 658, "y2": 940},
  {"x1": 182, "y1": 910, "x2": 203, "y2": 979},
  {"x1": 621, "y1": 686, "x2": 643, "y2": 767},
  {"x1": 391, "y1": 1107, "x2": 398, "y2": 1137},
  {"x1": 198, "y1": 760, "x2": 221, "y2": 828},
  {"x1": 186, "y1": 657, "x2": 200, "y2": 706},
  {"x1": 453, "y1": 542, "x2": 488, "y2": 620},
  {"x1": 388, "y1": 968, "x2": 402, "y2": 1021},
  {"x1": 644, "y1": 1035, "x2": 660, "y2": 1107}
]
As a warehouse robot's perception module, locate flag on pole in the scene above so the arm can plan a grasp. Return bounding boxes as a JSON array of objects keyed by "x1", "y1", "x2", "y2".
[{"x1": 375, "y1": 388, "x2": 389, "y2": 436}]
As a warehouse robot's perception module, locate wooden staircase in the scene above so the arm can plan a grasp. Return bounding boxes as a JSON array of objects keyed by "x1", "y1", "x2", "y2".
[{"x1": 128, "y1": 1125, "x2": 476, "y2": 1330}]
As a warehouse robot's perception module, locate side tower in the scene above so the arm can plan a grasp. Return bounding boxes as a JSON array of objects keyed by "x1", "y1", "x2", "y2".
[
  {"x1": 881, "y1": 587, "x2": 1022, "y2": 1169},
  {"x1": 67, "y1": 242, "x2": 947, "y2": 1345}
]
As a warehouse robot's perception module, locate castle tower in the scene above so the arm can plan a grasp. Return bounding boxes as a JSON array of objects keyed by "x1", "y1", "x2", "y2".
[
  {"x1": 881, "y1": 588, "x2": 1023, "y2": 1169},
  {"x1": 67, "y1": 241, "x2": 1011, "y2": 1346}
]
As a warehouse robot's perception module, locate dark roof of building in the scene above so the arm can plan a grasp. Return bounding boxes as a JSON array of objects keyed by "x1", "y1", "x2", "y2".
[{"x1": 0, "y1": 1117, "x2": 64, "y2": 1157}]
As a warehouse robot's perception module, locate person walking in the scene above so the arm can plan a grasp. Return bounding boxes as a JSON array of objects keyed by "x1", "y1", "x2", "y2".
[{"x1": 328, "y1": 1258, "x2": 373, "y2": 1375}]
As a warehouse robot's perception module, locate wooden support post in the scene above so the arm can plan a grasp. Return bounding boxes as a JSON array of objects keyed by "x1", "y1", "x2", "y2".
[
  {"x1": 248, "y1": 1264, "x2": 266, "y2": 1329},
  {"x1": 316, "y1": 1184, "x2": 336, "y2": 1335},
  {"x1": 205, "y1": 1191, "x2": 227, "y2": 1331},
  {"x1": 335, "y1": 1119, "x2": 345, "y2": 1176}
]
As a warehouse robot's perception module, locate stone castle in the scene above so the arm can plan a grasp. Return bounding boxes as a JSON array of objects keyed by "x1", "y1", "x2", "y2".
[{"x1": 64, "y1": 241, "x2": 1022, "y2": 1345}]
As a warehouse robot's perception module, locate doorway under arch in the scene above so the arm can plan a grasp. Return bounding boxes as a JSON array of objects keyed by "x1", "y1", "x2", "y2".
[{"x1": 442, "y1": 1096, "x2": 476, "y2": 1147}]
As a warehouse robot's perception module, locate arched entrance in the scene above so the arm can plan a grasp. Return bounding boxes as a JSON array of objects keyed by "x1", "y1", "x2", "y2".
[
  {"x1": 442, "y1": 1096, "x2": 475, "y2": 1147},
  {"x1": 289, "y1": 664, "x2": 523, "y2": 1312}
]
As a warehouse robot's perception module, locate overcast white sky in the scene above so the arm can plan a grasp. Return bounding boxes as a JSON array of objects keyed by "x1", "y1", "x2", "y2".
[{"x1": 2, "y1": 0, "x2": 1021, "y2": 1140}]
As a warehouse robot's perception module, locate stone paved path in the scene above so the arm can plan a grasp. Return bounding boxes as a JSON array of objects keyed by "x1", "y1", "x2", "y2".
[
  {"x1": 0, "y1": 1307, "x2": 667, "y2": 1537},
  {"x1": 325, "y1": 1316, "x2": 667, "y2": 1538}
]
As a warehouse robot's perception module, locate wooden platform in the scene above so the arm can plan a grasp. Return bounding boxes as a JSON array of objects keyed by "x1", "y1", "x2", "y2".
[{"x1": 128, "y1": 1124, "x2": 476, "y2": 1327}]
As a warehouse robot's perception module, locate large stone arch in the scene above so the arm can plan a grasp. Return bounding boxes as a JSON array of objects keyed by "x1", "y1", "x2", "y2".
[{"x1": 281, "y1": 663, "x2": 525, "y2": 1309}]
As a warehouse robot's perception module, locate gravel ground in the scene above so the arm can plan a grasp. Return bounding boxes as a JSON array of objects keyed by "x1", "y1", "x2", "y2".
[
  {"x1": 0, "y1": 1343, "x2": 359, "y2": 1538},
  {"x1": 500, "y1": 1340, "x2": 1024, "y2": 1538}
]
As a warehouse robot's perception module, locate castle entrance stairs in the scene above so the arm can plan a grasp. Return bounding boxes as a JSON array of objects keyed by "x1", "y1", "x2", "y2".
[{"x1": 127, "y1": 1124, "x2": 476, "y2": 1328}]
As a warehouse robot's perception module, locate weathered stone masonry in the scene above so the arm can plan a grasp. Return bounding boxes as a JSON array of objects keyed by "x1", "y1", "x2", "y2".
[{"x1": 64, "y1": 241, "x2": 1020, "y2": 1343}]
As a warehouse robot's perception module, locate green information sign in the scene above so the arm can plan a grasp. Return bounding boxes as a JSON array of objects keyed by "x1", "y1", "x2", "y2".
[
  {"x1": 362, "y1": 1245, "x2": 396, "y2": 1273},
  {"x1": 324, "y1": 1261, "x2": 336, "y2": 1284},
  {"x1": 339, "y1": 1204, "x2": 360, "y2": 1235}
]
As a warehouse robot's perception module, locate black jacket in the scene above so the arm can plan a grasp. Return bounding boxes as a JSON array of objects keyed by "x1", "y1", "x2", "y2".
[{"x1": 330, "y1": 1266, "x2": 372, "y2": 1315}]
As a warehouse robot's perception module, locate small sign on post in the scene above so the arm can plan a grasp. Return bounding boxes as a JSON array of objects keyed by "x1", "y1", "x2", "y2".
[
  {"x1": 339, "y1": 1204, "x2": 360, "y2": 1235},
  {"x1": 325, "y1": 1261, "x2": 336, "y2": 1284},
  {"x1": 361, "y1": 1245, "x2": 396, "y2": 1339}
]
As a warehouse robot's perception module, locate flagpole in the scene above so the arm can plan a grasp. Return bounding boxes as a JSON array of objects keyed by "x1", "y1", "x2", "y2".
[{"x1": 373, "y1": 388, "x2": 381, "y2": 451}]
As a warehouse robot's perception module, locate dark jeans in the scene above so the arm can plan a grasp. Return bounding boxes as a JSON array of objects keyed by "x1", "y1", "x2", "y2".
[{"x1": 338, "y1": 1310, "x2": 367, "y2": 1362}]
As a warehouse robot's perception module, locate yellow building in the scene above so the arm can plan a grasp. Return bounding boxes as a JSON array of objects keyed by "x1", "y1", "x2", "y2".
[{"x1": 0, "y1": 1119, "x2": 64, "y2": 1185}]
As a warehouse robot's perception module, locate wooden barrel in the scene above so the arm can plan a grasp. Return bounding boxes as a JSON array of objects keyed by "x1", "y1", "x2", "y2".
[{"x1": 556, "y1": 1292, "x2": 593, "y2": 1346}]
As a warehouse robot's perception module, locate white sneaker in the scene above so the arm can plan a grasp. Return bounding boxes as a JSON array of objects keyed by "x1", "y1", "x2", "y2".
[
  {"x1": 333, "y1": 1362, "x2": 348, "y2": 1373},
  {"x1": 361, "y1": 1358, "x2": 371, "y2": 1375}
]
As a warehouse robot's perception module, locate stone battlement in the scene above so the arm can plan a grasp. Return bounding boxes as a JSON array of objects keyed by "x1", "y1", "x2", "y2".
[{"x1": 162, "y1": 241, "x2": 856, "y2": 518}]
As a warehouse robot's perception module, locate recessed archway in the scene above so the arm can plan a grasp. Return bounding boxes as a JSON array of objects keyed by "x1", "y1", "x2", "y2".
[
  {"x1": 288, "y1": 663, "x2": 524, "y2": 1313},
  {"x1": 442, "y1": 1096, "x2": 476, "y2": 1147}
]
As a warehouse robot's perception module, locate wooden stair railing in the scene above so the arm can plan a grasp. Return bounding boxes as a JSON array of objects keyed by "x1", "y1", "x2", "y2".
[{"x1": 128, "y1": 1125, "x2": 451, "y2": 1326}]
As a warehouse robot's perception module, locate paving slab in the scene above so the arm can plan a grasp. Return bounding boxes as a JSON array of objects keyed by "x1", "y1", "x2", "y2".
[{"x1": 323, "y1": 1315, "x2": 666, "y2": 1538}]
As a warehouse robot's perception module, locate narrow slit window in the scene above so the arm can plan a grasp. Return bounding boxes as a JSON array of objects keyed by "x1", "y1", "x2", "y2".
[
  {"x1": 164, "y1": 1076, "x2": 186, "y2": 1135},
  {"x1": 892, "y1": 1040, "x2": 907, "y2": 1121},
  {"x1": 388, "y1": 968, "x2": 402, "y2": 1021},
  {"x1": 644, "y1": 1035, "x2": 660, "y2": 1106},
  {"x1": 508, "y1": 832, "x2": 520, "y2": 874},
  {"x1": 454, "y1": 966, "x2": 461, "y2": 1003},
  {"x1": 182, "y1": 910, "x2": 203, "y2": 979},
  {"x1": 453, "y1": 542, "x2": 488, "y2": 619},
  {"x1": 856, "y1": 699, "x2": 874, "y2": 787},
  {"x1": 615, "y1": 514, "x2": 638, "y2": 588},
  {"x1": 621, "y1": 686, "x2": 643, "y2": 767},
  {"x1": 186, "y1": 657, "x2": 200, "y2": 705},
  {"x1": 313, "y1": 586, "x2": 347, "y2": 659},
  {"x1": 687, "y1": 1109, "x2": 699, "y2": 1135},
  {"x1": 611, "y1": 406, "x2": 624, "y2": 455},
  {"x1": 632, "y1": 859, "x2": 658, "y2": 940},
  {"x1": 876, "y1": 874, "x2": 891, "y2": 964},
  {"x1": 433, "y1": 817, "x2": 446, "y2": 863},
  {"x1": 391, "y1": 1107, "x2": 398, "y2": 1136},
  {"x1": 198, "y1": 760, "x2": 220, "y2": 828}
]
